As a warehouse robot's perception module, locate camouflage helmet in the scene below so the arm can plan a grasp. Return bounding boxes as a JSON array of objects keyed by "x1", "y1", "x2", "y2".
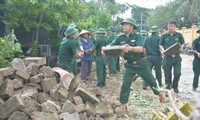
[
  {"x1": 96, "y1": 28, "x2": 107, "y2": 34},
  {"x1": 66, "y1": 27, "x2": 78, "y2": 36},
  {"x1": 140, "y1": 30, "x2": 147, "y2": 36},
  {"x1": 88, "y1": 28, "x2": 95, "y2": 32},
  {"x1": 197, "y1": 26, "x2": 200, "y2": 33},
  {"x1": 120, "y1": 18, "x2": 137, "y2": 29},
  {"x1": 149, "y1": 26, "x2": 160, "y2": 33},
  {"x1": 108, "y1": 26, "x2": 115, "y2": 32}
]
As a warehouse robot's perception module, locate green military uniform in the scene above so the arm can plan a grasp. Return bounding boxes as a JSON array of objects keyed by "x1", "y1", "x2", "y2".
[
  {"x1": 95, "y1": 28, "x2": 108, "y2": 87},
  {"x1": 140, "y1": 30, "x2": 148, "y2": 45},
  {"x1": 107, "y1": 26, "x2": 117, "y2": 74},
  {"x1": 143, "y1": 26, "x2": 162, "y2": 86},
  {"x1": 192, "y1": 26, "x2": 200, "y2": 89},
  {"x1": 160, "y1": 31, "x2": 184, "y2": 90},
  {"x1": 57, "y1": 27, "x2": 79, "y2": 75},
  {"x1": 110, "y1": 18, "x2": 159, "y2": 104}
]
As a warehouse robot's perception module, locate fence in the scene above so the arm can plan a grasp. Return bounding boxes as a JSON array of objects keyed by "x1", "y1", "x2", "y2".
[{"x1": 176, "y1": 25, "x2": 199, "y2": 46}]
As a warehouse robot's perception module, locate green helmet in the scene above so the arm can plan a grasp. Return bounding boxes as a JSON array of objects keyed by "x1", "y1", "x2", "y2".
[
  {"x1": 140, "y1": 30, "x2": 147, "y2": 36},
  {"x1": 197, "y1": 26, "x2": 200, "y2": 33},
  {"x1": 120, "y1": 18, "x2": 137, "y2": 29},
  {"x1": 149, "y1": 26, "x2": 160, "y2": 33},
  {"x1": 88, "y1": 28, "x2": 95, "y2": 32},
  {"x1": 66, "y1": 27, "x2": 78, "y2": 36},
  {"x1": 68, "y1": 23, "x2": 77, "y2": 28},
  {"x1": 96, "y1": 28, "x2": 107, "y2": 34}
]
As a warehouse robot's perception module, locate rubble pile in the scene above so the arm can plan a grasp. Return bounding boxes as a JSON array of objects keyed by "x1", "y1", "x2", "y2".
[{"x1": 0, "y1": 57, "x2": 121, "y2": 120}]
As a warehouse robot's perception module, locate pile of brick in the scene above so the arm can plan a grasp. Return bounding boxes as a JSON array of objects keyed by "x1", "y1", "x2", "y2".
[{"x1": 0, "y1": 57, "x2": 121, "y2": 120}]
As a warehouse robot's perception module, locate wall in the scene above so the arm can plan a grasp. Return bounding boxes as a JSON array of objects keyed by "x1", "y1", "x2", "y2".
[{"x1": 176, "y1": 25, "x2": 199, "y2": 45}]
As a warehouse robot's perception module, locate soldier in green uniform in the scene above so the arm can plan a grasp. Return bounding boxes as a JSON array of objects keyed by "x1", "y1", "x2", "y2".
[
  {"x1": 57, "y1": 27, "x2": 84, "y2": 75},
  {"x1": 192, "y1": 26, "x2": 200, "y2": 92},
  {"x1": 140, "y1": 30, "x2": 148, "y2": 45},
  {"x1": 68, "y1": 23, "x2": 84, "y2": 75},
  {"x1": 143, "y1": 26, "x2": 163, "y2": 89},
  {"x1": 88, "y1": 28, "x2": 96, "y2": 44},
  {"x1": 107, "y1": 26, "x2": 117, "y2": 74},
  {"x1": 160, "y1": 20, "x2": 185, "y2": 95},
  {"x1": 93, "y1": 28, "x2": 108, "y2": 87},
  {"x1": 104, "y1": 18, "x2": 164, "y2": 112}
]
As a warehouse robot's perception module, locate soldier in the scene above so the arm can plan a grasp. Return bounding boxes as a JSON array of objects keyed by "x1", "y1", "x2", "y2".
[
  {"x1": 143, "y1": 26, "x2": 163, "y2": 89},
  {"x1": 88, "y1": 28, "x2": 96, "y2": 44},
  {"x1": 93, "y1": 28, "x2": 108, "y2": 87},
  {"x1": 192, "y1": 26, "x2": 200, "y2": 92},
  {"x1": 107, "y1": 26, "x2": 117, "y2": 75},
  {"x1": 57, "y1": 27, "x2": 84, "y2": 74},
  {"x1": 159, "y1": 20, "x2": 185, "y2": 96},
  {"x1": 104, "y1": 18, "x2": 164, "y2": 112},
  {"x1": 140, "y1": 30, "x2": 148, "y2": 45}
]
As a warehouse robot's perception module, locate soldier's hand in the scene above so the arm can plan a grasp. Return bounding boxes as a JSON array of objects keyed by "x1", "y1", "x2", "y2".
[
  {"x1": 123, "y1": 44, "x2": 130, "y2": 53},
  {"x1": 198, "y1": 53, "x2": 200, "y2": 58}
]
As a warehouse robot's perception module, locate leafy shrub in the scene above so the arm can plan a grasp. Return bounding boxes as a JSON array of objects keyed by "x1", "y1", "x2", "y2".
[{"x1": 0, "y1": 36, "x2": 22, "y2": 68}]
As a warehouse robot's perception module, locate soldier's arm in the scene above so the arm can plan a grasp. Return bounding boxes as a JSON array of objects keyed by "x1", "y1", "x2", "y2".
[{"x1": 179, "y1": 33, "x2": 185, "y2": 51}]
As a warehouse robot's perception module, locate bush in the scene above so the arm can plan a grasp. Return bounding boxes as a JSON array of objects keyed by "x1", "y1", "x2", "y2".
[
  {"x1": 26, "y1": 40, "x2": 40, "y2": 57},
  {"x1": 0, "y1": 36, "x2": 22, "y2": 68}
]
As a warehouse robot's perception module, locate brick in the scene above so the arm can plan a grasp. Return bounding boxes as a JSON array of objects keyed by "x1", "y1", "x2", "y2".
[
  {"x1": 31, "y1": 111, "x2": 58, "y2": 120},
  {"x1": 75, "y1": 87, "x2": 100, "y2": 104},
  {"x1": 59, "y1": 112, "x2": 70, "y2": 120},
  {"x1": 85, "y1": 101, "x2": 96, "y2": 117},
  {"x1": 29, "y1": 73, "x2": 44, "y2": 84},
  {"x1": 23, "y1": 57, "x2": 46, "y2": 66},
  {"x1": 57, "y1": 86, "x2": 68, "y2": 103},
  {"x1": 73, "y1": 96, "x2": 84, "y2": 105},
  {"x1": 62, "y1": 100, "x2": 75, "y2": 114},
  {"x1": 0, "y1": 80, "x2": 14, "y2": 99},
  {"x1": 0, "y1": 67, "x2": 14, "y2": 77},
  {"x1": 13, "y1": 78, "x2": 23, "y2": 89},
  {"x1": 16, "y1": 69, "x2": 30, "y2": 81},
  {"x1": 74, "y1": 104, "x2": 85, "y2": 113},
  {"x1": 37, "y1": 92, "x2": 50, "y2": 104},
  {"x1": 21, "y1": 96, "x2": 40, "y2": 116},
  {"x1": 0, "y1": 75, "x2": 3, "y2": 87},
  {"x1": 8, "y1": 111, "x2": 29, "y2": 120},
  {"x1": 95, "y1": 102, "x2": 110, "y2": 117},
  {"x1": 27, "y1": 63, "x2": 40, "y2": 75},
  {"x1": 39, "y1": 66, "x2": 55, "y2": 78},
  {"x1": 41, "y1": 102, "x2": 57, "y2": 113},
  {"x1": 21, "y1": 86, "x2": 38, "y2": 100},
  {"x1": 0, "y1": 95, "x2": 24, "y2": 119},
  {"x1": 41, "y1": 77, "x2": 57, "y2": 92},
  {"x1": 11, "y1": 58, "x2": 27, "y2": 71},
  {"x1": 69, "y1": 75, "x2": 81, "y2": 91},
  {"x1": 63, "y1": 112, "x2": 80, "y2": 120}
]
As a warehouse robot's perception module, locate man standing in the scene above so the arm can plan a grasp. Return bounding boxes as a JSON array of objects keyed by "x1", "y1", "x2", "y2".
[
  {"x1": 88, "y1": 28, "x2": 96, "y2": 44},
  {"x1": 94, "y1": 28, "x2": 108, "y2": 87},
  {"x1": 105, "y1": 18, "x2": 164, "y2": 112},
  {"x1": 143, "y1": 26, "x2": 163, "y2": 89},
  {"x1": 57, "y1": 27, "x2": 84, "y2": 74},
  {"x1": 192, "y1": 26, "x2": 200, "y2": 92},
  {"x1": 107, "y1": 26, "x2": 117, "y2": 75},
  {"x1": 160, "y1": 20, "x2": 185, "y2": 95}
]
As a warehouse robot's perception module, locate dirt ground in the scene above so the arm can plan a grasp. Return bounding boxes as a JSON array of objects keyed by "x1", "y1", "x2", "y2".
[{"x1": 80, "y1": 54, "x2": 198, "y2": 120}]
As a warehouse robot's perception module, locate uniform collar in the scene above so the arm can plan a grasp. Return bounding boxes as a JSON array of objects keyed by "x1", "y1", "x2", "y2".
[{"x1": 166, "y1": 31, "x2": 177, "y2": 35}]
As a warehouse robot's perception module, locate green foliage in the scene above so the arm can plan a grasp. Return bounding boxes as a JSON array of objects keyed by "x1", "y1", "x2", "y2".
[
  {"x1": 0, "y1": 36, "x2": 22, "y2": 68},
  {"x1": 147, "y1": 0, "x2": 200, "y2": 29},
  {"x1": 26, "y1": 41, "x2": 40, "y2": 57}
]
